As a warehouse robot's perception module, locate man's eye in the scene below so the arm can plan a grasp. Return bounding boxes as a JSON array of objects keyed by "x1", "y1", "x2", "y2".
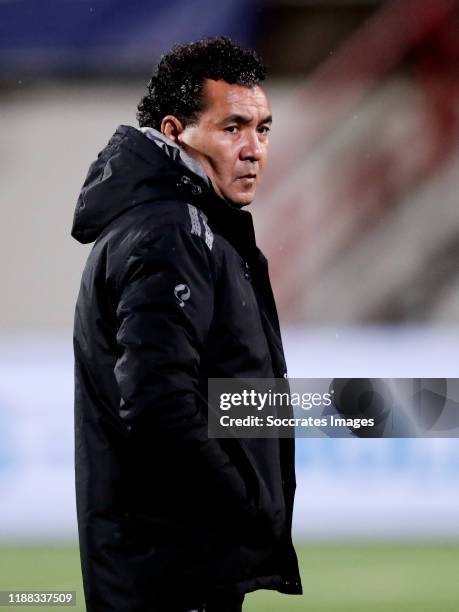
[
  {"x1": 224, "y1": 126, "x2": 239, "y2": 133},
  {"x1": 258, "y1": 126, "x2": 271, "y2": 134}
]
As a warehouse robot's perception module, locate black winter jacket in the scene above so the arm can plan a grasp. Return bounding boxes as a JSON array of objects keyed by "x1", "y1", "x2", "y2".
[{"x1": 72, "y1": 125, "x2": 302, "y2": 611}]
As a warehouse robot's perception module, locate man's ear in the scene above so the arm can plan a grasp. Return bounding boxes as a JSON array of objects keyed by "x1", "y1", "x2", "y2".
[{"x1": 160, "y1": 115, "x2": 185, "y2": 143}]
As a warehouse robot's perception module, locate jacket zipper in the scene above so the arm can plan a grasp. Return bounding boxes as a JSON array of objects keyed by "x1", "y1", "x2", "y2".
[{"x1": 243, "y1": 260, "x2": 251, "y2": 281}]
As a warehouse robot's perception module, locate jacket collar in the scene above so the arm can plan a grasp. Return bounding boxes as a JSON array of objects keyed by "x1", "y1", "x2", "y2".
[
  {"x1": 136, "y1": 127, "x2": 259, "y2": 257},
  {"x1": 138, "y1": 126, "x2": 211, "y2": 188}
]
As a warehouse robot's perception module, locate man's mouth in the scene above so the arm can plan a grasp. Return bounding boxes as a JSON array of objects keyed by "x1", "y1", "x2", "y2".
[{"x1": 237, "y1": 174, "x2": 257, "y2": 182}]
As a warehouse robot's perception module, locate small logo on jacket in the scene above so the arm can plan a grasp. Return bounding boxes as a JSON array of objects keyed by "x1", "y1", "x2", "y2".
[{"x1": 174, "y1": 284, "x2": 190, "y2": 307}]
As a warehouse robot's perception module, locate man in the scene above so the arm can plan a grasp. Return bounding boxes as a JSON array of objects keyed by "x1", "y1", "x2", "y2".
[{"x1": 71, "y1": 37, "x2": 302, "y2": 612}]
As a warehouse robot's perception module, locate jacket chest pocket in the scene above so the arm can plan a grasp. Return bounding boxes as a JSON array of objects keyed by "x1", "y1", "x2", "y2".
[
  {"x1": 220, "y1": 259, "x2": 265, "y2": 341},
  {"x1": 205, "y1": 254, "x2": 274, "y2": 378}
]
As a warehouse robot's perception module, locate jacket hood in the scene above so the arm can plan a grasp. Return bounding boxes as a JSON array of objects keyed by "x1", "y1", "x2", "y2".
[{"x1": 71, "y1": 125, "x2": 212, "y2": 244}]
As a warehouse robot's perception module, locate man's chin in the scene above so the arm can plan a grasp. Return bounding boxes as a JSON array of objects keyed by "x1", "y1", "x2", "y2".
[{"x1": 226, "y1": 191, "x2": 255, "y2": 208}]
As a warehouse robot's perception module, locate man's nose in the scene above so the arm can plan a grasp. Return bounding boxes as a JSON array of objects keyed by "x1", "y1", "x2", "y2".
[{"x1": 240, "y1": 131, "x2": 263, "y2": 162}]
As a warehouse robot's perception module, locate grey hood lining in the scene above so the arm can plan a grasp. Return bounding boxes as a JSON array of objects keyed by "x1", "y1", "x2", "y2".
[{"x1": 139, "y1": 126, "x2": 211, "y2": 187}]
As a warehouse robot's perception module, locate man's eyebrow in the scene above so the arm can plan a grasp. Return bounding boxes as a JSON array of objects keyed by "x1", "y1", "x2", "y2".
[
  {"x1": 220, "y1": 113, "x2": 273, "y2": 125},
  {"x1": 259, "y1": 114, "x2": 273, "y2": 125}
]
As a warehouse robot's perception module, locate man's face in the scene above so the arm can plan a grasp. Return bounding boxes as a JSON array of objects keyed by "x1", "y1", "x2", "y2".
[{"x1": 175, "y1": 79, "x2": 272, "y2": 206}]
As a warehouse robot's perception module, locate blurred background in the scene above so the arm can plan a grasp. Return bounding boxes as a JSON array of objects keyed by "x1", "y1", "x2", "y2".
[{"x1": 1, "y1": 0, "x2": 459, "y2": 610}]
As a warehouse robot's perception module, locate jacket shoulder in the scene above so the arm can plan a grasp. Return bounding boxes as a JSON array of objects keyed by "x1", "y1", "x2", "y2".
[
  {"x1": 92, "y1": 200, "x2": 215, "y2": 292},
  {"x1": 103, "y1": 200, "x2": 213, "y2": 250}
]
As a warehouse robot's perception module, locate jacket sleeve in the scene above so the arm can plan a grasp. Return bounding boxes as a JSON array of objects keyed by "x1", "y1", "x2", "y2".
[{"x1": 113, "y1": 222, "x2": 250, "y2": 510}]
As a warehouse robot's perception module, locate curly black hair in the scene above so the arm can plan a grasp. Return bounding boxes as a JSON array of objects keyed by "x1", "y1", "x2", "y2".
[{"x1": 137, "y1": 36, "x2": 266, "y2": 130}]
